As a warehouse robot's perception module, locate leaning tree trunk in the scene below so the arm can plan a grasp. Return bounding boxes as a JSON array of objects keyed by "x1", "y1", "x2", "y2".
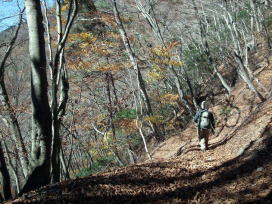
[
  {"x1": 192, "y1": 0, "x2": 232, "y2": 95},
  {"x1": 0, "y1": 8, "x2": 30, "y2": 178},
  {"x1": 20, "y1": 0, "x2": 52, "y2": 195},
  {"x1": 222, "y1": 4, "x2": 265, "y2": 102},
  {"x1": 135, "y1": 0, "x2": 197, "y2": 114},
  {"x1": 112, "y1": 0, "x2": 163, "y2": 141}
]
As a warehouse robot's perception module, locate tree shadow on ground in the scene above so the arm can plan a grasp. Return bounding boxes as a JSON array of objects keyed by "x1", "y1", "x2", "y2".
[
  {"x1": 30, "y1": 126, "x2": 272, "y2": 204},
  {"x1": 92, "y1": 132, "x2": 272, "y2": 203},
  {"x1": 208, "y1": 100, "x2": 267, "y2": 150}
]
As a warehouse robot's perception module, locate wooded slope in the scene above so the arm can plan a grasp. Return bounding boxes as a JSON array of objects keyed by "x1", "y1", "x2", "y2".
[{"x1": 6, "y1": 40, "x2": 272, "y2": 204}]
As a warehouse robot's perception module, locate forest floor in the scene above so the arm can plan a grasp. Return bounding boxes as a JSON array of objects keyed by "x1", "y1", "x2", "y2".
[{"x1": 6, "y1": 50, "x2": 272, "y2": 203}]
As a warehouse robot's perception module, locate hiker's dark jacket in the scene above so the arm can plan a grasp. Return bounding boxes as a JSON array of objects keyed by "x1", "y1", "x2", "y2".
[{"x1": 193, "y1": 109, "x2": 215, "y2": 130}]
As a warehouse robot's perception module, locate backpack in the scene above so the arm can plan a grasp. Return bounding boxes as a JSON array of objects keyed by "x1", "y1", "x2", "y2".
[{"x1": 199, "y1": 110, "x2": 211, "y2": 129}]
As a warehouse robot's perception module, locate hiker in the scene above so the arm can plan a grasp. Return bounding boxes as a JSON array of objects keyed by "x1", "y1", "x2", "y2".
[{"x1": 193, "y1": 101, "x2": 215, "y2": 151}]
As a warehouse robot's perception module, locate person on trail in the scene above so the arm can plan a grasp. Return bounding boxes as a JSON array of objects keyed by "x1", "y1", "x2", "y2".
[{"x1": 193, "y1": 101, "x2": 215, "y2": 151}]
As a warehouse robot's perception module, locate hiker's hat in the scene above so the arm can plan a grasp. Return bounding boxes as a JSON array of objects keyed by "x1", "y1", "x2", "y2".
[{"x1": 201, "y1": 101, "x2": 208, "y2": 109}]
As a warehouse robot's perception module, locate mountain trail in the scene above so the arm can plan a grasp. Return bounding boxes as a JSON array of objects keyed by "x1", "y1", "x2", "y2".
[{"x1": 6, "y1": 61, "x2": 272, "y2": 204}]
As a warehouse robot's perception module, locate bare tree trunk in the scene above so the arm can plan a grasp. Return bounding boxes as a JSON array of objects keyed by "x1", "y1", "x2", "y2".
[
  {"x1": 92, "y1": 123, "x2": 125, "y2": 166},
  {"x1": 59, "y1": 148, "x2": 70, "y2": 180},
  {"x1": 0, "y1": 142, "x2": 12, "y2": 200},
  {"x1": 20, "y1": 0, "x2": 52, "y2": 195},
  {"x1": 127, "y1": 144, "x2": 137, "y2": 164},
  {"x1": 109, "y1": 72, "x2": 120, "y2": 110},
  {"x1": 112, "y1": 0, "x2": 163, "y2": 141},
  {"x1": 105, "y1": 73, "x2": 126, "y2": 165},
  {"x1": 192, "y1": 0, "x2": 232, "y2": 95},
  {"x1": 136, "y1": 120, "x2": 152, "y2": 160},
  {"x1": 3, "y1": 141, "x2": 21, "y2": 194},
  {"x1": 234, "y1": 52, "x2": 266, "y2": 101},
  {"x1": 221, "y1": 3, "x2": 265, "y2": 102},
  {"x1": 135, "y1": 0, "x2": 197, "y2": 113},
  {"x1": 250, "y1": 0, "x2": 261, "y2": 32},
  {"x1": 46, "y1": 0, "x2": 78, "y2": 183},
  {"x1": 0, "y1": 8, "x2": 30, "y2": 178}
]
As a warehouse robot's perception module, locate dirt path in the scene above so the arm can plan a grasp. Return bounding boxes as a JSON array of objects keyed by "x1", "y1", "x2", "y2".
[
  {"x1": 8, "y1": 97, "x2": 272, "y2": 204},
  {"x1": 6, "y1": 60, "x2": 272, "y2": 204}
]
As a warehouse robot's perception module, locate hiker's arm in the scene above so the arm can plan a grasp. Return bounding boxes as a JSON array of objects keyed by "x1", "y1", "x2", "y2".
[
  {"x1": 210, "y1": 113, "x2": 215, "y2": 133},
  {"x1": 193, "y1": 112, "x2": 199, "y2": 123}
]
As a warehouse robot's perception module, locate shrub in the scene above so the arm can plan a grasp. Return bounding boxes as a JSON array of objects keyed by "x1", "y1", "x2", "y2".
[
  {"x1": 94, "y1": 0, "x2": 111, "y2": 10},
  {"x1": 76, "y1": 155, "x2": 115, "y2": 177}
]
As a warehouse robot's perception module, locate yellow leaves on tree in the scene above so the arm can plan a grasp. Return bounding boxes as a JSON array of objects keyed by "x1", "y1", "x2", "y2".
[
  {"x1": 147, "y1": 65, "x2": 166, "y2": 82},
  {"x1": 151, "y1": 41, "x2": 181, "y2": 57},
  {"x1": 144, "y1": 115, "x2": 164, "y2": 124},
  {"x1": 104, "y1": 130, "x2": 116, "y2": 143},
  {"x1": 152, "y1": 47, "x2": 170, "y2": 57},
  {"x1": 68, "y1": 32, "x2": 97, "y2": 44},
  {"x1": 93, "y1": 114, "x2": 108, "y2": 127},
  {"x1": 159, "y1": 93, "x2": 179, "y2": 104},
  {"x1": 153, "y1": 58, "x2": 183, "y2": 66},
  {"x1": 61, "y1": 4, "x2": 69, "y2": 12},
  {"x1": 106, "y1": 32, "x2": 122, "y2": 40},
  {"x1": 60, "y1": 0, "x2": 71, "y2": 12},
  {"x1": 92, "y1": 44, "x2": 113, "y2": 55},
  {"x1": 67, "y1": 58, "x2": 94, "y2": 71},
  {"x1": 100, "y1": 13, "x2": 131, "y2": 28},
  {"x1": 88, "y1": 140, "x2": 111, "y2": 160},
  {"x1": 96, "y1": 64, "x2": 124, "y2": 72},
  {"x1": 150, "y1": 41, "x2": 183, "y2": 69},
  {"x1": 100, "y1": 13, "x2": 116, "y2": 27},
  {"x1": 117, "y1": 119, "x2": 138, "y2": 135}
]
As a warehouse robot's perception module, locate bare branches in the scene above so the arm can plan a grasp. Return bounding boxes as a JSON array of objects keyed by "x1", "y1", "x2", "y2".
[{"x1": 0, "y1": 7, "x2": 25, "y2": 75}]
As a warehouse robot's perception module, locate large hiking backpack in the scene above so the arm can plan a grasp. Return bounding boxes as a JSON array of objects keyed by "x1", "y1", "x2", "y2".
[{"x1": 199, "y1": 110, "x2": 211, "y2": 129}]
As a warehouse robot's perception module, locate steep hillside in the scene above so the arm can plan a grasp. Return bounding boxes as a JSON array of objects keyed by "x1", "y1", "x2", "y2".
[{"x1": 5, "y1": 43, "x2": 272, "y2": 203}]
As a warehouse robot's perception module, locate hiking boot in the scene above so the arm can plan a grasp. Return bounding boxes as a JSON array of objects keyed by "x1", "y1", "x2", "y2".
[{"x1": 201, "y1": 147, "x2": 209, "y2": 152}]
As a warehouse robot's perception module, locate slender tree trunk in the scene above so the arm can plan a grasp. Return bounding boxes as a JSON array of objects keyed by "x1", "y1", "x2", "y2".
[
  {"x1": 106, "y1": 73, "x2": 125, "y2": 165},
  {"x1": 3, "y1": 141, "x2": 21, "y2": 194},
  {"x1": 234, "y1": 52, "x2": 265, "y2": 102},
  {"x1": 112, "y1": 0, "x2": 163, "y2": 141},
  {"x1": 221, "y1": 4, "x2": 265, "y2": 102},
  {"x1": 0, "y1": 8, "x2": 29, "y2": 178},
  {"x1": 136, "y1": 120, "x2": 152, "y2": 160},
  {"x1": 250, "y1": 0, "x2": 261, "y2": 32},
  {"x1": 109, "y1": 72, "x2": 120, "y2": 110},
  {"x1": 0, "y1": 142, "x2": 12, "y2": 200},
  {"x1": 60, "y1": 148, "x2": 70, "y2": 180},
  {"x1": 192, "y1": 0, "x2": 232, "y2": 95},
  {"x1": 135, "y1": 0, "x2": 198, "y2": 113},
  {"x1": 49, "y1": 0, "x2": 77, "y2": 183}
]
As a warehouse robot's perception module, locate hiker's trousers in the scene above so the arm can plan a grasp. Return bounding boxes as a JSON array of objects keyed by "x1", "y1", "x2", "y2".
[{"x1": 197, "y1": 128, "x2": 210, "y2": 151}]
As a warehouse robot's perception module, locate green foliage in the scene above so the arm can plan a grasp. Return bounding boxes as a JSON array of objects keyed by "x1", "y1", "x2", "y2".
[
  {"x1": 76, "y1": 167, "x2": 93, "y2": 177},
  {"x1": 237, "y1": 9, "x2": 250, "y2": 20},
  {"x1": 264, "y1": 15, "x2": 272, "y2": 28},
  {"x1": 183, "y1": 45, "x2": 209, "y2": 71},
  {"x1": 156, "y1": 105, "x2": 172, "y2": 118},
  {"x1": 115, "y1": 108, "x2": 137, "y2": 120},
  {"x1": 219, "y1": 105, "x2": 232, "y2": 116},
  {"x1": 94, "y1": 0, "x2": 111, "y2": 10},
  {"x1": 76, "y1": 155, "x2": 115, "y2": 177},
  {"x1": 128, "y1": 133, "x2": 142, "y2": 147}
]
